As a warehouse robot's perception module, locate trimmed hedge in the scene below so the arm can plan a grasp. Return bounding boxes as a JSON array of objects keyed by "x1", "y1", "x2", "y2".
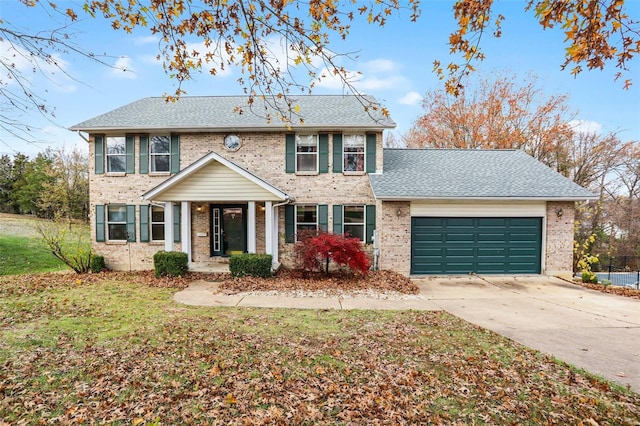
[
  {"x1": 89, "y1": 254, "x2": 106, "y2": 273},
  {"x1": 154, "y1": 251, "x2": 188, "y2": 277},
  {"x1": 229, "y1": 253, "x2": 273, "y2": 278}
]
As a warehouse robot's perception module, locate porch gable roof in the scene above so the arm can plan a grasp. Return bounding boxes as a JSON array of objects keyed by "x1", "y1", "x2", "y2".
[{"x1": 141, "y1": 151, "x2": 291, "y2": 202}]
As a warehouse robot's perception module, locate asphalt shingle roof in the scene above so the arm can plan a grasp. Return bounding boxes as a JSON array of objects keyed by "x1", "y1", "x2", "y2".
[
  {"x1": 369, "y1": 149, "x2": 596, "y2": 200},
  {"x1": 70, "y1": 95, "x2": 396, "y2": 131}
]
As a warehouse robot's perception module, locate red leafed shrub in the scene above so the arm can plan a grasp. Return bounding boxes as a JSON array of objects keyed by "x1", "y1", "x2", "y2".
[{"x1": 294, "y1": 230, "x2": 371, "y2": 275}]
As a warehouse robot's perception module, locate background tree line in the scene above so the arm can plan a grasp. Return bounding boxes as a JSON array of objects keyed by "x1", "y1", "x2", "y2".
[
  {"x1": 396, "y1": 72, "x2": 640, "y2": 263},
  {"x1": 0, "y1": 147, "x2": 89, "y2": 222}
]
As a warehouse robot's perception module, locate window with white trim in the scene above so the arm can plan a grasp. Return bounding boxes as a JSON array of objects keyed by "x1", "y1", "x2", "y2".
[
  {"x1": 107, "y1": 205, "x2": 127, "y2": 240},
  {"x1": 151, "y1": 205, "x2": 165, "y2": 241},
  {"x1": 150, "y1": 135, "x2": 171, "y2": 172},
  {"x1": 343, "y1": 134, "x2": 365, "y2": 172},
  {"x1": 296, "y1": 205, "x2": 317, "y2": 238},
  {"x1": 343, "y1": 205, "x2": 365, "y2": 241},
  {"x1": 106, "y1": 137, "x2": 126, "y2": 173},
  {"x1": 296, "y1": 134, "x2": 318, "y2": 172}
]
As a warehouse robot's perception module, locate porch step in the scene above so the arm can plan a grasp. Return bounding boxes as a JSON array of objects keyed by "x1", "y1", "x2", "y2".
[{"x1": 190, "y1": 262, "x2": 230, "y2": 273}]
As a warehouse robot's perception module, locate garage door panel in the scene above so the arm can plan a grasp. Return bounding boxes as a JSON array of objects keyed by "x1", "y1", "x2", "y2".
[
  {"x1": 446, "y1": 218, "x2": 475, "y2": 227},
  {"x1": 477, "y1": 248, "x2": 507, "y2": 257},
  {"x1": 477, "y1": 232, "x2": 508, "y2": 242},
  {"x1": 411, "y1": 217, "x2": 542, "y2": 274},
  {"x1": 478, "y1": 218, "x2": 507, "y2": 227}
]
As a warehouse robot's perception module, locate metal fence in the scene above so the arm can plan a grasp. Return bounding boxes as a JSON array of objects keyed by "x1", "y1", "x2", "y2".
[{"x1": 595, "y1": 256, "x2": 640, "y2": 289}]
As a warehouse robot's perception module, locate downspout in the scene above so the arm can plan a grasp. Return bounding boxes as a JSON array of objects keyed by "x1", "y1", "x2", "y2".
[
  {"x1": 270, "y1": 197, "x2": 293, "y2": 271},
  {"x1": 75, "y1": 131, "x2": 90, "y2": 143}
]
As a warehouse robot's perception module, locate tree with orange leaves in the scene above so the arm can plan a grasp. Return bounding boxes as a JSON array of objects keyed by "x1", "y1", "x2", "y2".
[{"x1": 403, "y1": 72, "x2": 576, "y2": 171}]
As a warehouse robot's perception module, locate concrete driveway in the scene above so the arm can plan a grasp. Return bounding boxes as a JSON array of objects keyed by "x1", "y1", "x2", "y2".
[{"x1": 416, "y1": 275, "x2": 640, "y2": 392}]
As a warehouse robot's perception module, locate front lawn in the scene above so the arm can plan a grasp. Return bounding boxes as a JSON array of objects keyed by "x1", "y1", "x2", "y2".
[
  {"x1": 1, "y1": 272, "x2": 638, "y2": 424},
  {"x1": 0, "y1": 214, "x2": 89, "y2": 275}
]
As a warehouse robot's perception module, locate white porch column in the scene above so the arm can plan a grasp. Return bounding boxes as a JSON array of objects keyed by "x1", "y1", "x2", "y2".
[
  {"x1": 181, "y1": 201, "x2": 192, "y2": 263},
  {"x1": 164, "y1": 202, "x2": 174, "y2": 251},
  {"x1": 265, "y1": 201, "x2": 273, "y2": 256},
  {"x1": 247, "y1": 201, "x2": 256, "y2": 253},
  {"x1": 272, "y1": 203, "x2": 280, "y2": 264}
]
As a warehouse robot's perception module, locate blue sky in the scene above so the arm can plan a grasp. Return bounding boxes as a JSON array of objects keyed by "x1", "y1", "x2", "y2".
[{"x1": 1, "y1": 0, "x2": 639, "y2": 157}]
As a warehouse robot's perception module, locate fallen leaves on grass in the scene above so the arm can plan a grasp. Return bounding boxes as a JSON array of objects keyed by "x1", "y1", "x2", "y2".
[
  {"x1": 0, "y1": 271, "x2": 227, "y2": 297},
  {"x1": 218, "y1": 269, "x2": 419, "y2": 295},
  {"x1": 1, "y1": 311, "x2": 639, "y2": 425}
]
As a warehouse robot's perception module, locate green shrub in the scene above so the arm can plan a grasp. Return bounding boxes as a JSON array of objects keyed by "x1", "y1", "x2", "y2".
[
  {"x1": 229, "y1": 253, "x2": 273, "y2": 278},
  {"x1": 90, "y1": 254, "x2": 106, "y2": 273},
  {"x1": 153, "y1": 251, "x2": 188, "y2": 277},
  {"x1": 581, "y1": 270, "x2": 599, "y2": 284}
]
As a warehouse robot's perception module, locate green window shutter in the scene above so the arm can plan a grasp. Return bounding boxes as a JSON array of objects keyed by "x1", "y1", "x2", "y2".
[
  {"x1": 333, "y1": 204, "x2": 343, "y2": 235},
  {"x1": 170, "y1": 135, "x2": 180, "y2": 174},
  {"x1": 94, "y1": 136, "x2": 104, "y2": 175},
  {"x1": 365, "y1": 204, "x2": 376, "y2": 244},
  {"x1": 126, "y1": 205, "x2": 136, "y2": 242},
  {"x1": 95, "y1": 204, "x2": 105, "y2": 242},
  {"x1": 285, "y1": 134, "x2": 295, "y2": 173},
  {"x1": 126, "y1": 136, "x2": 135, "y2": 174},
  {"x1": 318, "y1": 204, "x2": 328, "y2": 232},
  {"x1": 139, "y1": 135, "x2": 149, "y2": 174},
  {"x1": 319, "y1": 134, "x2": 329, "y2": 173},
  {"x1": 140, "y1": 204, "x2": 149, "y2": 242},
  {"x1": 332, "y1": 133, "x2": 343, "y2": 173},
  {"x1": 285, "y1": 204, "x2": 295, "y2": 242},
  {"x1": 366, "y1": 134, "x2": 376, "y2": 173},
  {"x1": 173, "y1": 204, "x2": 181, "y2": 243}
]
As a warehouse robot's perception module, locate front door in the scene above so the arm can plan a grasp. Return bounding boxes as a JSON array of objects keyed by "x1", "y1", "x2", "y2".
[{"x1": 210, "y1": 204, "x2": 247, "y2": 256}]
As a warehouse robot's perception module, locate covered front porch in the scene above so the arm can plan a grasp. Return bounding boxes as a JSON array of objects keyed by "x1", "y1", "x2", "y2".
[{"x1": 141, "y1": 151, "x2": 292, "y2": 269}]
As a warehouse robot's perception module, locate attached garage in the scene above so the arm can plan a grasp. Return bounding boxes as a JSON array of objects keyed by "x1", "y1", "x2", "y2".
[
  {"x1": 369, "y1": 149, "x2": 597, "y2": 277},
  {"x1": 411, "y1": 217, "x2": 542, "y2": 274}
]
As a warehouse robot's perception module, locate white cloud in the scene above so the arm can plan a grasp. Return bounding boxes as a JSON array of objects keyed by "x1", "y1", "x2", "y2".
[
  {"x1": 135, "y1": 35, "x2": 159, "y2": 45},
  {"x1": 111, "y1": 56, "x2": 137, "y2": 79},
  {"x1": 0, "y1": 39, "x2": 75, "y2": 92},
  {"x1": 398, "y1": 91, "x2": 422, "y2": 105},
  {"x1": 362, "y1": 59, "x2": 398, "y2": 74},
  {"x1": 314, "y1": 59, "x2": 408, "y2": 92},
  {"x1": 569, "y1": 119, "x2": 602, "y2": 135}
]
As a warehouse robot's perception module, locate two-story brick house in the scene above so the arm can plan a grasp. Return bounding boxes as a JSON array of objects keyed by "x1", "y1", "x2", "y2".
[{"x1": 71, "y1": 95, "x2": 595, "y2": 277}]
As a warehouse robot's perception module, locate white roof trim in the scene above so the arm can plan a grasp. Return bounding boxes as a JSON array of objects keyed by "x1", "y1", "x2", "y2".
[
  {"x1": 141, "y1": 151, "x2": 291, "y2": 201},
  {"x1": 374, "y1": 195, "x2": 598, "y2": 202}
]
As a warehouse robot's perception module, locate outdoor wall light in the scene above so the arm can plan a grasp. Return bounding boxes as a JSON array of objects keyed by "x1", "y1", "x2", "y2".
[
  {"x1": 195, "y1": 204, "x2": 205, "y2": 213},
  {"x1": 556, "y1": 208, "x2": 564, "y2": 217},
  {"x1": 396, "y1": 208, "x2": 403, "y2": 218}
]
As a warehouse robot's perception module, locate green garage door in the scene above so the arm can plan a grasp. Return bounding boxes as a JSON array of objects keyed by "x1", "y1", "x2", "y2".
[{"x1": 411, "y1": 217, "x2": 542, "y2": 274}]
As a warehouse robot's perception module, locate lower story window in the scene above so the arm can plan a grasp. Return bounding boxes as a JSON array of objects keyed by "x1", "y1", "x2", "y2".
[
  {"x1": 296, "y1": 205, "x2": 317, "y2": 238},
  {"x1": 343, "y1": 205, "x2": 365, "y2": 241},
  {"x1": 107, "y1": 205, "x2": 127, "y2": 240},
  {"x1": 151, "y1": 205, "x2": 165, "y2": 241}
]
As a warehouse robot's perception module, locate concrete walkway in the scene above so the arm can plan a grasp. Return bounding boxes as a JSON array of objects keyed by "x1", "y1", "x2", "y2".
[{"x1": 174, "y1": 275, "x2": 640, "y2": 392}]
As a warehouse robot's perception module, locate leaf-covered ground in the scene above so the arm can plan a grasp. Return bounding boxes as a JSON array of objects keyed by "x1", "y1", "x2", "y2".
[
  {"x1": 578, "y1": 282, "x2": 640, "y2": 300},
  {"x1": 1, "y1": 273, "x2": 639, "y2": 425},
  {"x1": 219, "y1": 269, "x2": 419, "y2": 295}
]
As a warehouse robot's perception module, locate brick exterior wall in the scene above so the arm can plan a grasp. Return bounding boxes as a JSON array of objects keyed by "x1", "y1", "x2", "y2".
[
  {"x1": 545, "y1": 201, "x2": 576, "y2": 279},
  {"x1": 377, "y1": 201, "x2": 411, "y2": 275},
  {"x1": 89, "y1": 131, "x2": 381, "y2": 270}
]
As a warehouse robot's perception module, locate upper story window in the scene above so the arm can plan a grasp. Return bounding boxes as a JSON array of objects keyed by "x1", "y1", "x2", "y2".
[
  {"x1": 107, "y1": 205, "x2": 128, "y2": 240},
  {"x1": 150, "y1": 136, "x2": 171, "y2": 173},
  {"x1": 296, "y1": 134, "x2": 318, "y2": 172},
  {"x1": 106, "y1": 137, "x2": 126, "y2": 173},
  {"x1": 343, "y1": 134, "x2": 365, "y2": 172}
]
